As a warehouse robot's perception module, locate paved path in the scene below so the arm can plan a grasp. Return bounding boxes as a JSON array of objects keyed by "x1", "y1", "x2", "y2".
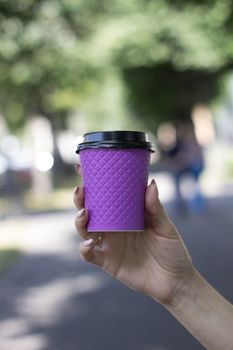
[{"x1": 0, "y1": 196, "x2": 233, "y2": 350}]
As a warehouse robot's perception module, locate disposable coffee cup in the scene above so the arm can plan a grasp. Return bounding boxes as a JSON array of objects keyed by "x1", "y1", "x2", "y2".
[{"x1": 76, "y1": 131, "x2": 154, "y2": 232}]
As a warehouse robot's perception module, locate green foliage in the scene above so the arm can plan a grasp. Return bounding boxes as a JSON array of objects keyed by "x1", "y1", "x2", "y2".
[
  {"x1": 0, "y1": 248, "x2": 21, "y2": 276},
  {"x1": 75, "y1": 0, "x2": 233, "y2": 70},
  {"x1": 85, "y1": 0, "x2": 233, "y2": 129},
  {"x1": 0, "y1": 0, "x2": 103, "y2": 130},
  {"x1": 1, "y1": 0, "x2": 233, "y2": 131},
  {"x1": 76, "y1": 68, "x2": 145, "y2": 131}
]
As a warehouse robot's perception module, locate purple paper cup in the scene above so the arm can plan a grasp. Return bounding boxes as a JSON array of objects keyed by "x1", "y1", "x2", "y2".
[{"x1": 76, "y1": 131, "x2": 154, "y2": 232}]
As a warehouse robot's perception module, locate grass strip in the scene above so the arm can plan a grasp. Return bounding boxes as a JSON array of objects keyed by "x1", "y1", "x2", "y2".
[{"x1": 0, "y1": 248, "x2": 21, "y2": 277}]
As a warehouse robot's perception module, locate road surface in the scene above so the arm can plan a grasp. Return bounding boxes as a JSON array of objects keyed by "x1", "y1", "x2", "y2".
[{"x1": 0, "y1": 196, "x2": 233, "y2": 350}]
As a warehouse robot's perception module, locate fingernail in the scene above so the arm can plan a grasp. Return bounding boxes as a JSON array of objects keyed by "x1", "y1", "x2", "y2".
[
  {"x1": 77, "y1": 208, "x2": 85, "y2": 218},
  {"x1": 84, "y1": 239, "x2": 94, "y2": 247},
  {"x1": 150, "y1": 178, "x2": 158, "y2": 194},
  {"x1": 150, "y1": 179, "x2": 156, "y2": 185},
  {"x1": 74, "y1": 186, "x2": 79, "y2": 195}
]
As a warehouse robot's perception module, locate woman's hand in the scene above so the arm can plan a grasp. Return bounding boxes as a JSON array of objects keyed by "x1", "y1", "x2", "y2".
[{"x1": 74, "y1": 178, "x2": 195, "y2": 306}]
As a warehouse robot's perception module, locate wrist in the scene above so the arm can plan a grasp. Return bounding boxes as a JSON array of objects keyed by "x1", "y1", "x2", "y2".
[
  {"x1": 147, "y1": 265, "x2": 198, "y2": 307},
  {"x1": 164, "y1": 268, "x2": 201, "y2": 311},
  {"x1": 161, "y1": 269, "x2": 233, "y2": 350}
]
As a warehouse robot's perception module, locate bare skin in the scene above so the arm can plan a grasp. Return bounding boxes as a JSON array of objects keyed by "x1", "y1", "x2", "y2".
[
  {"x1": 74, "y1": 174, "x2": 233, "y2": 349},
  {"x1": 74, "y1": 179, "x2": 194, "y2": 304}
]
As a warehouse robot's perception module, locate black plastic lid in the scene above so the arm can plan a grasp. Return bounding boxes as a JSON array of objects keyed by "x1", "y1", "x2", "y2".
[{"x1": 76, "y1": 131, "x2": 155, "y2": 153}]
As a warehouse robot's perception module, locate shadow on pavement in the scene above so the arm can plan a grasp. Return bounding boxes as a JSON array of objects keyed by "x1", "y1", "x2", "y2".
[{"x1": 0, "y1": 195, "x2": 233, "y2": 350}]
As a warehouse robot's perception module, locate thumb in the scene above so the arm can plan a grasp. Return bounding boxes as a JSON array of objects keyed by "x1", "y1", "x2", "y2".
[{"x1": 145, "y1": 179, "x2": 177, "y2": 238}]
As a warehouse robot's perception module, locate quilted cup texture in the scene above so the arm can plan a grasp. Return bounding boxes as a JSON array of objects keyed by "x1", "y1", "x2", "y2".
[{"x1": 80, "y1": 148, "x2": 151, "y2": 231}]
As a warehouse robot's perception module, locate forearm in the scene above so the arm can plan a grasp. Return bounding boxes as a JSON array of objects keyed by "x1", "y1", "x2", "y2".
[{"x1": 163, "y1": 270, "x2": 233, "y2": 349}]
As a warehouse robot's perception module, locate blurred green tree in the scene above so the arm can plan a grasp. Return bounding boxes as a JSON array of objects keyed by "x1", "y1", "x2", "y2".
[
  {"x1": 1, "y1": 0, "x2": 233, "y2": 132},
  {"x1": 0, "y1": 0, "x2": 104, "y2": 131},
  {"x1": 89, "y1": 0, "x2": 233, "y2": 128}
]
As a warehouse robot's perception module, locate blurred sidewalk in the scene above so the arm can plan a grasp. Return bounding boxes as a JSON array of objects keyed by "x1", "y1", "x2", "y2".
[{"x1": 0, "y1": 193, "x2": 233, "y2": 350}]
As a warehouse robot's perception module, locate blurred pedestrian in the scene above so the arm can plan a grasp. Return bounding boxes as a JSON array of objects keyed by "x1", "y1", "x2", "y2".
[{"x1": 157, "y1": 122, "x2": 205, "y2": 212}]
